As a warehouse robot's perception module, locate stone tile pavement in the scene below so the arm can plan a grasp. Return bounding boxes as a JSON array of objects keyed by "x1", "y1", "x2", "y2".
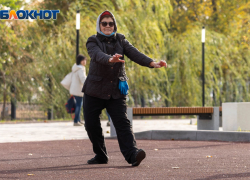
[{"x1": 0, "y1": 119, "x2": 199, "y2": 143}]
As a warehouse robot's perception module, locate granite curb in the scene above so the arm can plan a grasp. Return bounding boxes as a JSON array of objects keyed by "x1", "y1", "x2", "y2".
[{"x1": 106, "y1": 130, "x2": 250, "y2": 142}]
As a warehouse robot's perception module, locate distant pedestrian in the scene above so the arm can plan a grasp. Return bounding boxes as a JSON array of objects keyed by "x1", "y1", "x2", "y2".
[
  {"x1": 70, "y1": 54, "x2": 87, "y2": 126},
  {"x1": 106, "y1": 110, "x2": 111, "y2": 126},
  {"x1": 82, "y1": 10, "x2": 167, "y2": 166}
]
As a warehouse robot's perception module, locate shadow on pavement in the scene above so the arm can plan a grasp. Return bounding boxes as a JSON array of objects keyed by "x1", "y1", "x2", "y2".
[
  {"x1": 0, "y1": 164, "x2": 134, "y2": 175},
  {"x1": 0, "y1": 154, "x2": 95, "y2": 162}
]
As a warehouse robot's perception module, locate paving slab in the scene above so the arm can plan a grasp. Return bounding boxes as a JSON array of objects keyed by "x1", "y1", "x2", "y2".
[
  {"x1": 0, "y1": 119, "x2": 198, "y2": 143},
  {"x1": 1, "y1": 139, "x2": 250, "y2": 180}
]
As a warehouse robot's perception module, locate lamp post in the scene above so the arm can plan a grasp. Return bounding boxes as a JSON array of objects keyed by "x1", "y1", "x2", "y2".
[
  {"x1": 76, "y1": 10, "x2": 80, "y2": 60},
  {"x1": 202, "y1": 26, "x2": 205, "y2": 107}
]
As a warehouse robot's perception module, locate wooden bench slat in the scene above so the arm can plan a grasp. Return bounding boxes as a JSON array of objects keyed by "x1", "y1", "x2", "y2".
[{"x1": 132, "y1": 107, "x2": 217, "y2": 115}]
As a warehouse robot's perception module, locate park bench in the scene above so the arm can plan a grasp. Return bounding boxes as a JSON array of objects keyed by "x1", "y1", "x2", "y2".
[
  {"x1": 110, "y1": 107, "x2": 221, "y2": 137},
  {"x1": 133, "y1": 107, "x2": 213, "y2": 116}
]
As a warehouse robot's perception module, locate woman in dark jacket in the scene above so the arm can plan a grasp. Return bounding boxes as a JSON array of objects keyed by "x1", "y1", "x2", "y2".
[{"x1": 82, "y1": 10, "x2": 167, "y2": 166}]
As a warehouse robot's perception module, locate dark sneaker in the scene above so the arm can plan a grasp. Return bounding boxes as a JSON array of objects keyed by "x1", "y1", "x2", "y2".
[
  {"x1": 87, "y1": 157, "x2": 108, "y2": 164},
  {"x1": 131, "y1": 149, "x2": 146, "y2": 166}
]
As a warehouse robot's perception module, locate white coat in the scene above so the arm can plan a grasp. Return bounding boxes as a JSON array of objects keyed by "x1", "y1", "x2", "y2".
[{"x1": 69, "y1": 64, "x2": 86, "y2": 97}]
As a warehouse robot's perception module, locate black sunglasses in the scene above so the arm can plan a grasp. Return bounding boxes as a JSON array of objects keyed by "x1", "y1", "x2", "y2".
[{"x1": 100, "y1": 21, "x2": 114, "y2": 27}]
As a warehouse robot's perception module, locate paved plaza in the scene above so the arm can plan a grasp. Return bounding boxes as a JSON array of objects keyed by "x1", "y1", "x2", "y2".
[
  {"x1": 1, "y1": 139, "x2": 250, "y2": 180},
  {"x1": 1, "y1": 119, "x2": 248, "y2": 180},
  {"x1": 0, "y1": 119, "x2": 199, "y2": 143}
]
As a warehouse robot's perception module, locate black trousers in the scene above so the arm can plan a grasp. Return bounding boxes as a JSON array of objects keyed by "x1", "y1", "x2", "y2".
[{"x1": 83, "y1": 94, "x2": 138, "y2": 163}]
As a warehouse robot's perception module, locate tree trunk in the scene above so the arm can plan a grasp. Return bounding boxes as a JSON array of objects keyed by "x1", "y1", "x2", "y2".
[
  {"x1": 140, "y1": 95, "x2": 145, "y2": 119},
  {"x1": 133, "y1": 90, "x2": 138, "y2": 107},
  {"x1": 212, "y1": 0, "x2": 218, "y2": 27},
  {"x1": 1, "y1": 73, "x2": 7, "y2": 120}
]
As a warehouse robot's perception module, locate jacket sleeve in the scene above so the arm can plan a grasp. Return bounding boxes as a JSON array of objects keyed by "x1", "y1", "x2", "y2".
[
  {"x1": 86, "y1": 36, "x2": 112, "y2": 65},
  {"x1": 78, "y1": 68, "x2": 87, "y2": 84},
  {"x1": 122, "y1": 37, "x2": 155, "y2": 68}
]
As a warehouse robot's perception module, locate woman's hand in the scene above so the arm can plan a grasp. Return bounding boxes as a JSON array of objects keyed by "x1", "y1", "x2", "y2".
[
  {"x1": 149, "y1": 60, "x2": 167, "y2": 68},
  {"x1": 109, "y1": 54, "x2": 125, "y2": 63}
]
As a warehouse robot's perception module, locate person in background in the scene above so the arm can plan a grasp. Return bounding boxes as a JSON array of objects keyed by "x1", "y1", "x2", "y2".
[
  {"x1": 70, "y1": 54, "x2": 87, "y2": 126},
  {"x1": 106, "y1": 110, "x2": 111, "y2": 126},
  {"x1": 82, "y1": 11, "x2": 167, "y2": 166}
]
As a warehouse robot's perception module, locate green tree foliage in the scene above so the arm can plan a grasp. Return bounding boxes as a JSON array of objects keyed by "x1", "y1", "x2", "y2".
[
  {"x1": 0, "y1": 19, "x2": 34, "y2": 119},
  {"x1": 0, "y1": 0, "x2": 23, "y2": 9},
  {"x1": 166, "y1": 0, "x2": 250, "y2": 106},
  {"x1": 0, "y1": 0, "x2": 249, "y2": 119}
]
